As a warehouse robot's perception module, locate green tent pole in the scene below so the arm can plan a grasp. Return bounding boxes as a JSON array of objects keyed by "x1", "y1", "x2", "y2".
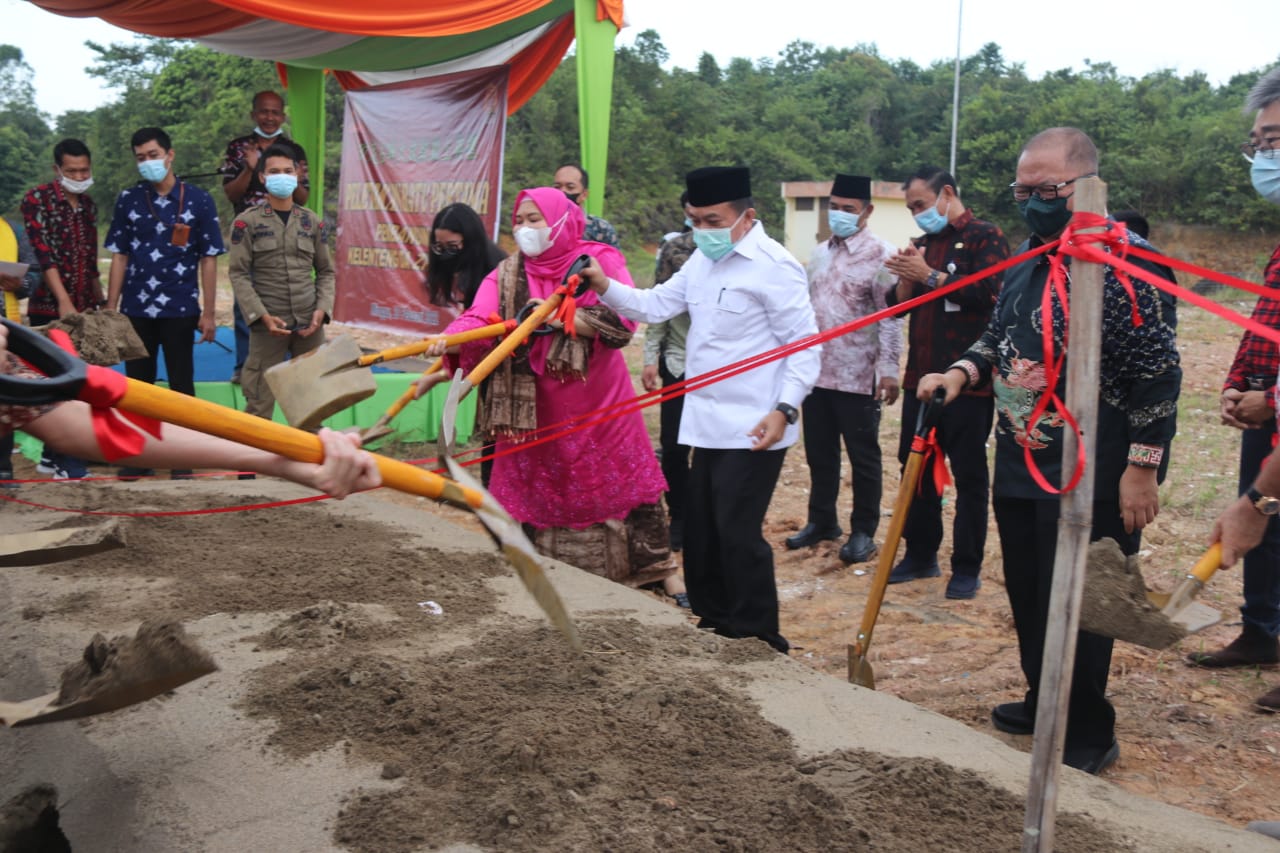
[
  {"x1": 573, "y1": 0, "x2": 617, "y2": 219},
  {"x1": 283, "y1": 64, "x2": 327, "y2": 214}
]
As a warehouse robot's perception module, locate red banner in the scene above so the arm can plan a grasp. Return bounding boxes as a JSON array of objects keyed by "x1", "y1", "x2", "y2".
[{"x1": 334, "y1": 66, "x2": 508, "y2": 335}]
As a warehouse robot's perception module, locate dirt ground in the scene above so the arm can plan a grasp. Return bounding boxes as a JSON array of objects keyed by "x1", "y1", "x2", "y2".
[{"x1": 0, "y1": 225, "x2": 1276, "y2": 850}]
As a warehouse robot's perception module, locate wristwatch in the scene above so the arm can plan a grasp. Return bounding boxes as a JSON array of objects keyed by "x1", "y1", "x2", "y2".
[
  {"x1": 775, "y1": 403, "x2": 799, "y2": 425},
  {"x1": 1247, "y1": 487, "x2": 1280, "y2": 516},
  {"x1": 925, "y1": 270, "x2": 941, "y2": 288}
]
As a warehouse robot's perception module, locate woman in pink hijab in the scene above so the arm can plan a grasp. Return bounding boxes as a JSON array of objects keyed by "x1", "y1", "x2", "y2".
[{"x1": 426, "y1": 188, "x2": 676, "y2": 589}]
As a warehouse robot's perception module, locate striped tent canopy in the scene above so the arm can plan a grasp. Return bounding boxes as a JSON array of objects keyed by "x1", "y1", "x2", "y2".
[{"x1": 30, "y1": 0, "x2": 624, "y2": 212}]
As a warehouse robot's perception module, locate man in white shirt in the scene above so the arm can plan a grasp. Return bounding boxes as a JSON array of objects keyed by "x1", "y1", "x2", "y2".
[{"x1": 582, "y1": 166, "x2": 820, "y2": 653}]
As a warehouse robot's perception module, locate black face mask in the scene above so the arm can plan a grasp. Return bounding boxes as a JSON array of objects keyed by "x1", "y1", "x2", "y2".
[
  {"x1": 563, "y1": 190, "x2": 581, "y2": 205},
  {"x1": 1017, "y1": 196, "x2": 1073, "y2": 239}
]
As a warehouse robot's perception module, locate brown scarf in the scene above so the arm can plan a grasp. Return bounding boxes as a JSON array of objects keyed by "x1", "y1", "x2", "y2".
[{"x1": 478, "y1": 253, "x2": 633, "y2": 441}]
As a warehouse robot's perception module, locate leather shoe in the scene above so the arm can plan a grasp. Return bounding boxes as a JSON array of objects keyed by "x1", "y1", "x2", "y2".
[
  {"x1": 888, "y1": 555, "x2": 941, "y2": 584},
  {"x1": 1256, "y1": 684, "x2": 1280, "y2": 712},
  {"x1": 117, "y1": 466, "x2": 155, "y2": 481},
  {"x1": 991, "y1": 702, "x2": 1034, "y2": 735},
  {"x1": 785, "y1": 523, "x2": 842, "y2": 550},
  {"x1": 945, "y1": 573, "x2": 981, "y2": 600},
  {"x1": 839, "y1": 531, "x2": 876, "y2": 564},
  {"x1": 1186, "y1": 624, "x2": 1280, "y2": 668},
  {"x1": 1247, "y1": 821, "x2": 1280, "y2": 840},
  {"x1": 1063, "y1": 739, "x2": 1119, "y2": 775}
]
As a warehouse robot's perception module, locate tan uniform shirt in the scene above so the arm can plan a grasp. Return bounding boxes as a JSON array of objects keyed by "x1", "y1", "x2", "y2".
[{"x1": 229, "y1": 204, "x2": 334, "y2": 327}]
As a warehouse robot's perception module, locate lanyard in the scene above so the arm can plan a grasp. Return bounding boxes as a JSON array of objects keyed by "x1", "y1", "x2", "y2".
[{"x1": 145, "y1": 181, "x2": 186, "y2": 225}]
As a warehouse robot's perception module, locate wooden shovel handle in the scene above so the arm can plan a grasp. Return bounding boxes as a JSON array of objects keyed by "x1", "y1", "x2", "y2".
[
  {"x1": 356, "y1": 322, "x2": 509, "y2": 368},
  {"x1": 117, "y1": 379, "x2": 484, "y2": 510}
]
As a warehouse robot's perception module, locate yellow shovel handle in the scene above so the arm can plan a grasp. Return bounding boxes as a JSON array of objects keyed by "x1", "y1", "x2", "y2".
[
  {"x1": 356, "y1": 322, "x2": 510, "y2": 368},
  {"x1": 1190, "y1": 542, "x2": 1222, "y2": 584},
  {"x1": 117, "y1": 379, "x2": 484, "y2": 510},
  {"x1": 464, "y1": 294, "x2": 564, "y2": 388}
]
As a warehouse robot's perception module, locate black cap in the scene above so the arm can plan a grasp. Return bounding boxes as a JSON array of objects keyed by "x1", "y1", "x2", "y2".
[
  {"x1": 832, "y1": 173, "x2": 871, "y2": 200},
  {"x1": 686, "y1": 166, "x2": 751, "y2": 206}
]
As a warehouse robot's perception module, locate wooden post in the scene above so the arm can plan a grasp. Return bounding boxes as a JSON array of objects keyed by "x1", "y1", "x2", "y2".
[{"x1": 1021, "y1": 176, "x2": 1107, "y2": 852}]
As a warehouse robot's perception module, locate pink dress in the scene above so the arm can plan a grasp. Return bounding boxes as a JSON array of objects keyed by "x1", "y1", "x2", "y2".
[{"x1": 443, "y1": 190, "x2": 666, "y2": 531}]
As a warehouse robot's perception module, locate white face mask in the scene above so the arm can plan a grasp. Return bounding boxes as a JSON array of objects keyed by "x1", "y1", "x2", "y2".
[
  {"x1": 513, "y1": 210, "x2": 568, "y2": 258},
  {"x1": 254, "y1": 125, "x2": 284, "y2": 139},
  {"x1": 59, "y1": 174, "x2": 94, "y2": 194},
  {"x1": 514, "y1": 226, "x2": 553, "y2": 257}
]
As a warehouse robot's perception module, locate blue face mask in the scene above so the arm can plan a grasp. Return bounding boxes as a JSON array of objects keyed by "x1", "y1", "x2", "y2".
[
  {"x1": 1252, "y1": 154, "x2": 1280, "y2": 205},
  {"x1": 828, "y1": 209, "x2": 861, "y2": 239},
  {"x1": 913, "y1": 194, "x2": 951, "y2": 234},
  {"x1": 137, "y1": 158, "x2": 168, "y2": 183},
  {"x1": 265, "y1": 173, "x2": 298, "y2": 199},
  {"x1": 692, "y1": 211, "x2": 746, "y2": 261}
]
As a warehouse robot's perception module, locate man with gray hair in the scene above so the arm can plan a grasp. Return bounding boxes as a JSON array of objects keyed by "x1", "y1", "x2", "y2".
[
  {"x1": 917, "y1": 127, "x2": 1181, "y2": 774},
  {"x1": 1190, "y1": 66, "x2": 1280, "y2": 716}
]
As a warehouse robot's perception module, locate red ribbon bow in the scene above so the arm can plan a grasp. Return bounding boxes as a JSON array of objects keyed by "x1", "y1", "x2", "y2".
[
  {"x1": 47, "y1": 329, "x2": 163, "y2": 461},
  {"x1": 912, "y1": 429, "x2": 951, "y2": 495},
  {"x1": 554, "y1": 279, "x2": 579, "y2": 339}
]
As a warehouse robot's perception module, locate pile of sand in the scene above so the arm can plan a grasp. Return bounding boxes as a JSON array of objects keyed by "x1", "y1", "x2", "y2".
[
  {"x1": 1079, "y1": 538, "x2": 1186, "y2": 649},
  {"x1": 56, "y1": 619, "x2": 217, "y2": 707}
]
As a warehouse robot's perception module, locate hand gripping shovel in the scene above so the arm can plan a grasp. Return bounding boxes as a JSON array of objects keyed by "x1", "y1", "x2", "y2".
[
  {"x1": 848, "y1": 387, "x2": 946, "y2": 688},
  {"x1": 0, "y1": 320, "x2": 579, "y2": 643},
  {"x1": 267, "y1": 322, "x2": 513, "y2": 431},
  {"x1": 452, "y1": 254, "x2": 593, "y2": 398}
]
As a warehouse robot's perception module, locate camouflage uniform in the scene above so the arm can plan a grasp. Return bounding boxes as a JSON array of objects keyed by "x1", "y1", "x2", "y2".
[{"x1": 229, "y1": 203, "x2": 334, "y2": 419}]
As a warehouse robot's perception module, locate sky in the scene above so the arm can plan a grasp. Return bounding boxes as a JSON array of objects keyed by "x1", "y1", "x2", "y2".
[{"x1": 5, "y1": 0, "x2": 1278, "y2": 119}]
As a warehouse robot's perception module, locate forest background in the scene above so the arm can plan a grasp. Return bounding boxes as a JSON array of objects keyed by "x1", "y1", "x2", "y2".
[{"x1": 2, "y1": 31, "x2": 1280, "y2": 265}]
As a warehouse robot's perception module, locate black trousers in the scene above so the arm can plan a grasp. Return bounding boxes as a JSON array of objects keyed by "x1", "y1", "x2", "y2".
[
  {"x1": 993, "y1": 496, "x2": 1138, "y2": 750},
  {"x1": 124, "y1": 315, "x2": 199, "y2": 397},
  {"x1": 658, "y1": 361, "x2": 691, "y2": 536},
  {"x1": 1238, "y1": 423, "x2": 1280, "y2": 636},
  {"x1": 898, "y1": 392, "x2": 994, "y2": 577},
  {"x1": 801, "y1": 387, "x2": 881, "y2": 537},
  {"x1": 684, "y1": 447, "x2": 788, "y2": 652}
]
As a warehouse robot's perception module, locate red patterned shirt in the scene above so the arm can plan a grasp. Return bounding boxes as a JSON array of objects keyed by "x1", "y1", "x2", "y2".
[
  {"x1": 1223, "y1": 243, "x2": 1280, "y2": 399},
  {"x1": 20, "y1": 181, "x2": 100, "y2": 320},
  {"x1": 884, "y1": 209, "x2": 1009, "y2": 394},
  {"x1": 218, "y1": 133, "x2": 308, "y2": 214}
]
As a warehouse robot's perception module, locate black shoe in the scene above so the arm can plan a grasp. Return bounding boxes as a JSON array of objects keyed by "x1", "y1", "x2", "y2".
[
  {"x1": 945, "y1": 573, "x2": 982, "y2": 600},
  {"x1": 839, "y1": 531, "x2": 877, "y2": 564},
  {"x1": 1186, "y1": 623, "x2": 1280, "y2": 668},
  {"x1": 888, "y1": 555, "x2": 941, "y2": 584},
  {"x1": 991, "y1": 702, "x2": 1034, "y2": 735},
  {"x1": 0, "y1": 469, "x2": 15, "y2": 489},
  {"x1": 117, "y1": 467, "x2": 155, "y2": 481},
  {"x1": 170, "y1": 469, "x2": 194, "y2": 480},
  {"x1": 1063, "y1": 739, "x2": 1119, "y2": 775},
  {"x1": 785, "y1": 523, "x2": 842, "y2": 550},
  {"x1": 237, "y1": 472, "x2": 257, "y2": 481}
]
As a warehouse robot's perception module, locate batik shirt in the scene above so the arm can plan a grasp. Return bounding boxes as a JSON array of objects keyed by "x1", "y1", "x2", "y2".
[
  {"x1": 1224, "y1": 242, "x2": 1280, "y2": 400},
  {"x1": 20, "y1": 181, "x2": 100, "y2": 318},
  {"x1": 806, "y1": 228, "x2": 902, "y2": 396},
  {"x1": 884, "y1": 210, "x2": 1008, "y2": 393},
  {"x1": 643, "y1": 231, "x2": 693, "y2": 377},
  {"x1": 104, "y1": 181, "x2": 225, "y2": 319},
  {"x1": 958, "y1": 237, "x2": 1181, "y2": 500},
  {"x1": 584, "y1": 214, "x2": 620, "y2": 248},
  {"x1": 218, "y1": 133, "x2": 308, "y2": 214}
]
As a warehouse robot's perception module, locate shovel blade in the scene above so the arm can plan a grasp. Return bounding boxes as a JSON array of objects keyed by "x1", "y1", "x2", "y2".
[
  {"x1": 0, "y1": 520, "x2": 125, "y2": 567},
  {"x1": 847, "y1": 645, "x2": 875, "y2": 689},
  {"x1": 0, "y1": 662, "x2": 217, "y2": 727},
  {"x1": 438, "y1": 372, "x2": 581, "y2": 651},
  {"x1": 266, "y1": 336, "x2": 378, "y2": 430}
]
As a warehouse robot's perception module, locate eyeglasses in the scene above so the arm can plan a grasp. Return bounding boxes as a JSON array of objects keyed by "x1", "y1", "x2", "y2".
[
  {"x1": 1008, "y1": 174, "x2": 1096, "y2": 202},
  {"x1": 1240, "y1": 137, "x2": 1280, "y2": 162},
  {"x1": 430, "y1": 242, "x2": 463, "y2": 254}
]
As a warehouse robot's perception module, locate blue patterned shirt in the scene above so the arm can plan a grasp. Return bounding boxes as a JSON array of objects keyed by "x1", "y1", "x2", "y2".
[{"x1": 104, "y1": 181, "x2": 225, "y2": 319}]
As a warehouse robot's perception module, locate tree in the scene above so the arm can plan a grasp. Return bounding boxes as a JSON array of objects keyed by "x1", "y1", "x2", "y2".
[{"x1": 0, "y1": 46, "x2": 52, "y2": 212}]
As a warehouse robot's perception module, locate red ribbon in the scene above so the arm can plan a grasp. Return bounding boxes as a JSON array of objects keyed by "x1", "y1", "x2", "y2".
[
  {"x1": 554, "y1": 279, "x2": 578, "y2": 339},
  {"x1": 911, "y1": 430, "x2": 951, "y2": 495},
  {"x1": 46, "y1": 329, "x2": 164, "y2": 462}
]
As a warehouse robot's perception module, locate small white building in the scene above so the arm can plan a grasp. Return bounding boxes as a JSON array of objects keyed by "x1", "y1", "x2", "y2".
[{"x1": 780, "y1": 180, "x2": 918, "y2": 264}]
